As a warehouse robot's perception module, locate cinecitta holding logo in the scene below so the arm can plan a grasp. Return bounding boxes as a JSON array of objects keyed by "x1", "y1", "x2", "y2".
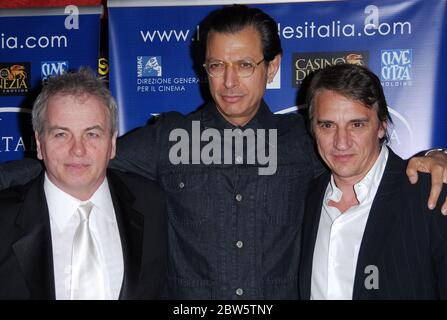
[
  {"x1": 381, "y1": 49, "x2": 412, "y2": 86},
  {"x1": 41, "y1": 61, "x2": 69, "y2": 83}
]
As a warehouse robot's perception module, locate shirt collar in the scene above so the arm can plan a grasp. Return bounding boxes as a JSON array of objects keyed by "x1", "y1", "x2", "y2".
[
  {"x1": 325, "y1": 145, "x2": 389, "y2": 205},
  {"x1": 44, "y1": 174, "x2": 115, "y2": 232},
  {"x1": 201, "y1": 99, "x2": 276, "y2": 130}
]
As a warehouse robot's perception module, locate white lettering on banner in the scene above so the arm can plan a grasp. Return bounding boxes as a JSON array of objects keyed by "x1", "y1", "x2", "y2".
[
  {"x1": 381, "y1": 81, "x2": 412, "y2": 87},
  {"x1": 136, "y1": 77, "x2": 201, "y2": 93},
  {"x1": 277, "y1": 19, "x2": 411, "y2": 39},
  {"x1": 387, "y1": 107, "x2": 414, "y2": 146},
  {"x1": 173, "y1": 77, "x2": 199, "y2": 84},
  {"x1": 158, "y1": 85, "x2": 185, "y2": 92},
  {"x1": 140, "y1": 29, "x2": 190, "y2": 42},
  {"x1": 0, "y1": 34, "x2": 17, "y2": 49},
  {"x1": 278, "y1": 21, "x2": 355, "y2": 39},
  {"x1": 137, "y1": 78, "x2": 171, "y2": 85},
  {"x1": 382, "y1": 50, "x2": 411, "y2": 66},
  {"x1": 364, "y1": 22, "x2": 411, "y2": 36},
  {"x1": 136, "y1": 56, "x2": 143, "y2": 78},
  {"x1": 381, "y1": 66, "x2": 411, "y2": 81},
  {"x1": 1, "y1": 33, "x2": 68, "y2": 50},
  {"x1": 0, "y1": 136, "x2": 28, "y2": 153},
  {"x1": 136, "y1": 78, "x2": 200, "y2": 85},
  {"x1": 389, "y1": 129, "x2": 402, "y2": 145},
  {"x1": 137, "y1": 5, "x2": 411, "y2": 44}
]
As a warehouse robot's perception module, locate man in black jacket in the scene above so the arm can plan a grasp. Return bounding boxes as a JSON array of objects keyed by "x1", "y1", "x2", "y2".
[
  {"x1": 299, "y1": 64, "x2": 447, "y2": 299},
  {"x1": 0, "y1": 69, "x2": 167, "y2": 299}
]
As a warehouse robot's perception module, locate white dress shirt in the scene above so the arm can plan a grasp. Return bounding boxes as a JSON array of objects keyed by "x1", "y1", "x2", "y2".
[
  {"x1": 311, "y1": 145, "x2": 389, "y2": 300},
  {"x1": 44, "y1": 174, "x2": 124, "y2": 300}
]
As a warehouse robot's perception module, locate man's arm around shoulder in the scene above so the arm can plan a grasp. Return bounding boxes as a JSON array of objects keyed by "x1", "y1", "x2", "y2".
[
  {"x1": 417, "y1": 174, "x2": 447, "y2": 298},
  {"x1": 0, "y1": 158, "x2": 42, "y2": 191}
]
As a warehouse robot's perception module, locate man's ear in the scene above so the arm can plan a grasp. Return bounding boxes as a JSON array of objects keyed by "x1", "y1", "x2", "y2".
[
  {"x1": 35, "y1": 131, "x2": 43, "y2": 160},
  {"x1": 378, "y1": 121, "x2": 387, "y2": 139},
  {"x1": 110, "y1": 131, "x2": 118, "y2": 160},
  {"x1": 267, "y1": 54, "x2": 281, "y2": 83}
]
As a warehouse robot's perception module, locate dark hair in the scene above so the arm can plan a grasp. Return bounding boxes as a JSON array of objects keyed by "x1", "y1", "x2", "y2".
[
  {"x1": 32, "y1": 67, "x2": 118, "y2": 136},
  {"x1": 200, "y1": 4, "x2": 282, "y2": 62},
  {"x1": 306, "y1": 63, "x2": 393, "y2": 144}
]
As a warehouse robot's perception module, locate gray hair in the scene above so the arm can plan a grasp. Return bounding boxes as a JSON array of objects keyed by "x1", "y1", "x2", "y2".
[
  {"x1": 306, "y1": 63, "x2": 392, "y2": 145},
  {"x1": 32, "y1": 67, "x2": 118, "y2": 135}
]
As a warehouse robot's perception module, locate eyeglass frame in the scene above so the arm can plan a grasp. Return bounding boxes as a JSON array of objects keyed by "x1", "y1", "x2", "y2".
[{"x1": 202, "y1": 58, "x2": 266, "y2": 78}]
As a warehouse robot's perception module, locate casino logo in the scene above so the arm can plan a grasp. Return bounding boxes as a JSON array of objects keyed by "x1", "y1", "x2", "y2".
[
  {"x1": 292, "y1": 52, "x2": 368, "y2": 88},
  {"x1": 41, "y1": 61, "x2": 69, "y2": 84},
  {"x1": 137, "y1": 56, "x2": 162, "y2": 77},
  {"x1": 380, "y1": 49, "x2": 412, "y2": 87},
  {"x1": 0, "y1": 62, "x2": 31, "y2": 96}
]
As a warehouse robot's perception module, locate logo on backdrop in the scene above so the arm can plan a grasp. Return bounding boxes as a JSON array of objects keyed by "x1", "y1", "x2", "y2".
[
  {"x1": 137, "y1": 56, "x2": 162, "y2": 77},
  {"x1": 0, "y1": 108, "x2": 34, "y2": 159},
  {"x1": 380, "y1": 49, "x2": 412, "y2": 87},
  {"x1": 0, "y1": 62, "x2": 31, "y2": 96},
  {"x1": 41, "y1": 61, "x2": 69, "y2": 84},
  {"x1": 136, "y1": 55, "x2": 202, "y2": 94},
  {"x1": 292, "y1": 52, "x2": 368, "y2": 88}
]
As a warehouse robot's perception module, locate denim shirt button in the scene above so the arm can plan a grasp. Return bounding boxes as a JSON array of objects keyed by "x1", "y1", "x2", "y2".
[
  {"x1": 236, "y1": 241, "x2": 243, "y2": 248},
  {"x1": 235, "y1": 288, "x2": 244, "y2": 296},
  {"x1": 178, "y1": 181, "x2": 185, "y2": 189},
  {"x1": 235, "y1": 194, "x2": 242, "y2": 202}
]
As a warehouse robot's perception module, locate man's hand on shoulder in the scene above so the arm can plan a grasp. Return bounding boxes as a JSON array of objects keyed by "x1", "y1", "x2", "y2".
[{"x1": 406, "y1": 150, "x2": 447, "y2": 215}]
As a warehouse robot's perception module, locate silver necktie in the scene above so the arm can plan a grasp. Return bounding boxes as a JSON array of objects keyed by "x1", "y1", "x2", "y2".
[{"x1": 70, "y1": 202, "x2": 105, "y2": 300}]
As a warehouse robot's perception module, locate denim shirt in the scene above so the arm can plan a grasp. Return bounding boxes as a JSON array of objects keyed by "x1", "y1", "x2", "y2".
[{"x1": 110, "y1": 101, "x2": 324, "y2": 299}]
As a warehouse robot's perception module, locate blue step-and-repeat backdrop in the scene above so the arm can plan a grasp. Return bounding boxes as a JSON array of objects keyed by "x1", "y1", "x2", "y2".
[
  {"x1": 1, "y1": 0, "x2": 446, "y2": 162},
  {"x1": 108, "y1": 0, "x2": 447, "y2": 159},
  {"x1": 0, "y1": 6, "x2": 101, "y2": 162}
]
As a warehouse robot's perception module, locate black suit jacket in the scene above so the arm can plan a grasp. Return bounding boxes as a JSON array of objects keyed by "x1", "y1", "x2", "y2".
[
  {"x1": 299, "y1": 149, "x2": 447, "y2": 299},
  {"x1": 0, "y1": 169, "x2": 167, "y2": 300}
]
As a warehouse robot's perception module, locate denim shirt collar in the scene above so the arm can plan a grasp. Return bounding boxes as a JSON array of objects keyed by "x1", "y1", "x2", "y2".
[{"x1": 200, "y1": 100, "x2": 277, "y2": 131}]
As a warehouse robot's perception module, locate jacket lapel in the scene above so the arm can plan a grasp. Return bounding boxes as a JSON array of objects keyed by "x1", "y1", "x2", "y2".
[
  {"x1": 12, "y1": 174, "x2": 55, "y2": 299},
  {"x1": 108, "y1": 171, "x2": 144, "y2": 300},
  {"x1": 352, "y1": 150, "x2": 404, "y2": 299},
  {"x1": 299, "y1": 171, "x2": 331, "y2": 299}
]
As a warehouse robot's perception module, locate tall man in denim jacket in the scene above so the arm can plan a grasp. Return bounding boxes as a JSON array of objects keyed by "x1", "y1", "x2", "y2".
[{"x1": 1, "y1": 5, "x2": 446, "y2": 299}]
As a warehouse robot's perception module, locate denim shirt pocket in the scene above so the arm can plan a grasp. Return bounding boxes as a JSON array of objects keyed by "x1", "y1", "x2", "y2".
[{"x1": 159, "y1": 171, "x2": 210, "y2": 225}]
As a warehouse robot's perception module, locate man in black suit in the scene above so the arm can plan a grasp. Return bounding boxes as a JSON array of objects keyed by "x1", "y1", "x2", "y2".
[
  {"x1": 0, "y1": 69, "x2": 167, "y2": 300},
  {"x1": 299, "y1": 64, "x2": 447, "y2": 299}
]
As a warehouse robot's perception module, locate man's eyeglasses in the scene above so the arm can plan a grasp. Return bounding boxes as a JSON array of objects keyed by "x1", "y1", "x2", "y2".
[{"x1": 203, "y1": 58, "x2": 265, "y2": 78}]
